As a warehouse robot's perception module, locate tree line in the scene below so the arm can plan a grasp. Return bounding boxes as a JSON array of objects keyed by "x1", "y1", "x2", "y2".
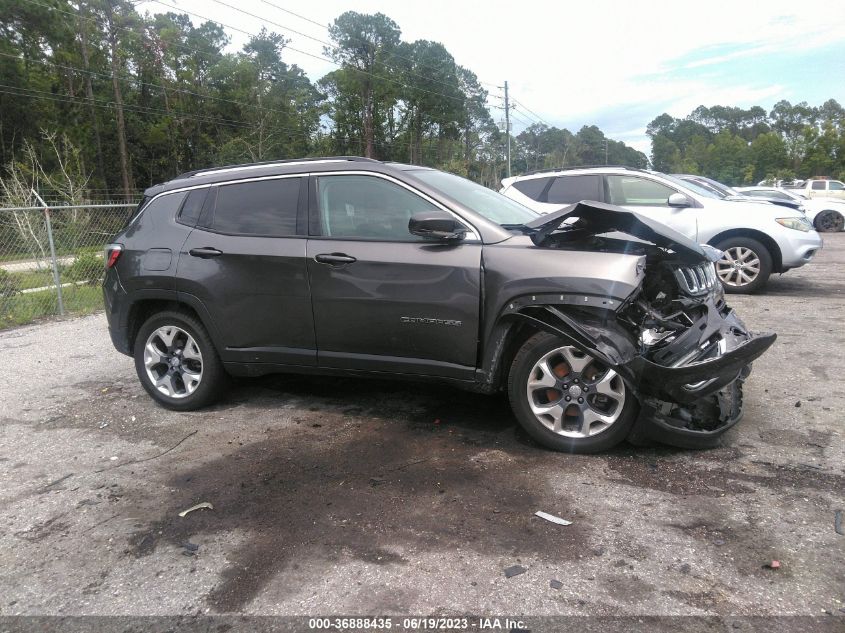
[
  {"x1": 3, "y1": 1, "x2": 840, "y2": 202},
  {"x1": 1, "y1": 0, "x2": 649, "y2": 201},
  {"x1": 647, "y1": 100, "x2": 845, "y2": 185}
]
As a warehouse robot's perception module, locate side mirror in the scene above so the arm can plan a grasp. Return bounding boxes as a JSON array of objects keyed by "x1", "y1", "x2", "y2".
[
  {"x1": 667, "y1": 193, "x2": 692, "y2": 208},
  {"x1": 409, "y1": 211, "x2": 467, "y2": 241}
]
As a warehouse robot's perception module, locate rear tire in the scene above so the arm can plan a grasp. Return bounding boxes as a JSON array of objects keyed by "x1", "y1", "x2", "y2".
[
  {"x1": 133, "y1": 310, "x2": 228, "y2": 411},
  {"x1": 713, "y1": 237, "x2": 772, "y2": 294},
  {"x1": 814, "y1": 210, "x2": 845, "y2": 232},
  {"x1": 507, "y1": 332, "x2": 637, "y2": 453}
]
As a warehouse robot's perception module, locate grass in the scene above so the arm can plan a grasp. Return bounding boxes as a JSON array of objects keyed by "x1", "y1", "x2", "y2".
[{"x1": 0, "y1": 284, "x2": 103, "y2": 330}]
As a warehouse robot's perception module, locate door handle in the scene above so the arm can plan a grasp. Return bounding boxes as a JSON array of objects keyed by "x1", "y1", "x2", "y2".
[
  {"x1": 189, "y1": 247, "x2": 223, "y2": 259},
  {"x1": 314, "y1": 253, "x2": 357, "y2": 265}
]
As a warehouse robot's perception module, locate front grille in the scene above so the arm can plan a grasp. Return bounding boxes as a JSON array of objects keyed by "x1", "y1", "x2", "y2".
[{"x1": 673, "y1": 263, "x2": 718, "y2": 295}]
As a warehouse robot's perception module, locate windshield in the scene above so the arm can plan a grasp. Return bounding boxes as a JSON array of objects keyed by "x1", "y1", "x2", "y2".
[
  {"x1": 662, "y1": 174, "x2": 722, "y2": 199},
  {"x1": 410, "y1": 169, "x2": 538, "y2": 225},
  {"x1": 698, "y1": 176, "x2": 738, "y2": 197}
]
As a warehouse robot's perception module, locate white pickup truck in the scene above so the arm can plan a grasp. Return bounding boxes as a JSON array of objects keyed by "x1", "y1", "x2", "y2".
[{"x1": 790, "y1": 179, "x2": 845, "y2": 199}]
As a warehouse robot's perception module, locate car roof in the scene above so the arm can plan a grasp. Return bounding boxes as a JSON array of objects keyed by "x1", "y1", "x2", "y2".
[
  {"x1": 143, "y1": 157, "x2": 425, "y2": 197},
  {"x1": 503, "y1": 165, "x2": 656, "y2": 184}
]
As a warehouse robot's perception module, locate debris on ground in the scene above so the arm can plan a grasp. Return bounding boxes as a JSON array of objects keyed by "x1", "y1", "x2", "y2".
[
  {"x1": 504, "y1": 565, "x2": 527, "y2": 578},
  {"x1": 835, "y1": 510, "x2": 843, "y2": 536},
  {"x1": 795, "y1": 401, "x2": 801, "y2": 408},
  {"x1": 763, "y1": 560, "x2": 781, "y2": 570},
  {"x1": 178, "y1": 502, "x2": 214, "y2": 518},
  {"x1": 181, "y1": 541, "x2": 199, "y2": 555},
  {"x1": 98, "y1": 422, "x2": 108, "y2": 429},
  {"x1": 369, "y1": 477, "x2": 386, "y2": 487},
  {"x1": 550, "y1": 579, "x2": 563, "y2": 590},
  {"x1": 109, "y1": 456, "x2": 118, "y2": 461},
  {"x1": 535, "y1": 510, "x2": 572, "y2": 526}
]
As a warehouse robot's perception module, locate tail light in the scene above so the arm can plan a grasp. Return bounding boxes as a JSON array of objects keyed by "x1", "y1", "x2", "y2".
[{"x1": 105, "y1": 243, "x2": 123, "y2": 269}]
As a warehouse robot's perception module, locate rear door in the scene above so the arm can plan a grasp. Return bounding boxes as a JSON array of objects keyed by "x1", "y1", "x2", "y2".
[
  {"x1": 177, "y1": 176, "x2": 316, "y2": 366},
  {"x1": 604, "y1": 174, "x2": 700, "y2": 240},
  {"x1": 306, "y1": 173, "x2": 482, "y2": 378}
]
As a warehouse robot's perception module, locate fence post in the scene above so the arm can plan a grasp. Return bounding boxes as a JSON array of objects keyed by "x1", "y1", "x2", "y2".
[
  {"x1": 43, "y1": 207, "x2": 65, "y2": 316},
  {"x1": 30, "y1": 190, "x2": 65, "y2": 317}
]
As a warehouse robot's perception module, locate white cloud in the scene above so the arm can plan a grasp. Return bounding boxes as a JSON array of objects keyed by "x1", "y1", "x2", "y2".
[{"x1": 138, "y1": 0, "x2": 845, "y2": 153}]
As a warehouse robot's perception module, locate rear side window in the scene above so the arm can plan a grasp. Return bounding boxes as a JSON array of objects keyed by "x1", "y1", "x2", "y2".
[
  {"x1": 177, "y1": 188, "x2": 208, "y2": 227},
  {"x1": 546, "y1": 175, "x2": 602, "y2": 204},
  {"x1": 211, "y1": 178, "x2": 300, "y2": 236},
  {"x1": 829, "y1": 181, "x2": 844, "y2": 190},
  {"x1": 512, "y1": 177, "x2": 551, "y2": 200},
  {"x1": 811, "y1": 181, "x2": 825, "y2": 190}
]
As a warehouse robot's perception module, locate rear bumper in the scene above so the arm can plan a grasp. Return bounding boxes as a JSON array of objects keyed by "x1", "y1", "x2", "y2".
[{"x1": 103, "y1": 269, "x2": 132, "y2": 356}]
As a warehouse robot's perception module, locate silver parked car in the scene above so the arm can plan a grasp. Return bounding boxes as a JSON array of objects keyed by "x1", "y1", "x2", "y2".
[{"x1": 501, "y1": 167, "x2": 823, "y2": 293}]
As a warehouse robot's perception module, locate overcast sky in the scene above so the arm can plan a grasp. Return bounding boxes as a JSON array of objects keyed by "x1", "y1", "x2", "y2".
[{"x1": 138, "y1": 0, "x2": 845, "y2": 156}]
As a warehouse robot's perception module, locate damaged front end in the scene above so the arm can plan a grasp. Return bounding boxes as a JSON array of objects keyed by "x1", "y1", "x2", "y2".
[{"x1": 508, "y1": 201, "x2": 776, "y2": 448}]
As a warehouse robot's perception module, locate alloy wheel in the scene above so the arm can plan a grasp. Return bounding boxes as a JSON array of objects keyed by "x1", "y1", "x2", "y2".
[
  {"x1": 716, "y1": 246, "x2": 761, "y2": 287},
  {"x1": 525, "y1": 345, "x2": 626, "y2": 438},
  {"x1": 143, "y1": 325, "x2": 203, "y2": 398}
]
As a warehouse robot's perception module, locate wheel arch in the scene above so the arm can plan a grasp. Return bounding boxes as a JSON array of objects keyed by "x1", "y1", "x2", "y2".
[
  {"x1": 707, "y1": 229, "x2": 783, "y2": 272},
  {"x1": 126, "y1": 293, "x2": 223, "y2": 356},
  {"x1": 479, "y1": 302, "x2": 638, "y2": 391}
]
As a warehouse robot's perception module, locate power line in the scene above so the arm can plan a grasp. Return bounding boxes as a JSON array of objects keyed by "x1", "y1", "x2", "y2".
[
  {"x1": 210, "y1": 0, "x2": 472, "y2": 98},
  {"x1": 511, "y1": 98, "x2": 552, "y2": 127},
  {"x1": 151, "y1": 0, "x2": 471, "y2": 106},
  {"x1": 257, "y1": 0, "x2": 504, "y2": 93},
  {"x1": 0, "y1": 51, "x2": 311, "y2": 123},
  {"x1": 0, "y1": 85, "x2": 482, "y2": 158}
]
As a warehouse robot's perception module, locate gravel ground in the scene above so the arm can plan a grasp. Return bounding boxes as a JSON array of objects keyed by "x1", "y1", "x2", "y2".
[{"x1": 0, "y1": 234, "x2": 843, "y2": 624}]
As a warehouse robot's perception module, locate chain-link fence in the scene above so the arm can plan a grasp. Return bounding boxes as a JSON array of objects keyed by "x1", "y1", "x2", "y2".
[{"x1": 0, "y1": 203, "x2": 137, "y2": 330}]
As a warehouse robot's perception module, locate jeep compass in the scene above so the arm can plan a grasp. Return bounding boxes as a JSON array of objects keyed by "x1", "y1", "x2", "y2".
[{"x1": 103, "y1": 157, "x2": 775, "y2": 453}]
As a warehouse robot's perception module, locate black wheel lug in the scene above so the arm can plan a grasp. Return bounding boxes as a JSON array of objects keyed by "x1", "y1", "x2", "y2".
[
  {"x1": 578, "y1": 397, "x2": 584, "y2": 404},
  {"x1": 565, "y1": 396, "x2": 571, "y2": 402},
  {"x1": 573, "y1": 378, "x2": 578, "y2": 383}
]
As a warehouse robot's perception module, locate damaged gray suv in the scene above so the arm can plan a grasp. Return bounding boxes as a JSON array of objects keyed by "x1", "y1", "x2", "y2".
[{"x1": 103, "y1": 157, "x2": 775, "y2": 453}]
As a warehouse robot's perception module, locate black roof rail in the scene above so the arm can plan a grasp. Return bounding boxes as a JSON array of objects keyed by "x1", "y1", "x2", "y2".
[
  {"x1": 173, "y1": 156, "x2": 380, "y2": 180},
  {"x1": 523, "y1": 164, "x2": 650, "y2": 177}
]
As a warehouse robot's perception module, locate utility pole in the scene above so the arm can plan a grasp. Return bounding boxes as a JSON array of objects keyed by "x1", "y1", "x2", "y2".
[
  {"x1": 504, "y1": 80, "x2": 511, "y2": 178},
  {"x1": 604, "y1": 139, "x2": 609, "y2": 165}
]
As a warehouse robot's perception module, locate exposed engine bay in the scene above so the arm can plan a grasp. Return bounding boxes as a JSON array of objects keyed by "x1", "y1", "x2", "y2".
[{"x1": 499, "y1": 201, "x2": 777, "y2": 448}]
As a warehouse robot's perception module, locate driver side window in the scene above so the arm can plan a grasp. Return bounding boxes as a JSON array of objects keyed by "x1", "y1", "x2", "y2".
[
  {"x1": 606, "y1": 175, "x2": 677, "y2": 206},
  {"x1": 316, "y1": 175, "x2": 440, "y2": 241}
]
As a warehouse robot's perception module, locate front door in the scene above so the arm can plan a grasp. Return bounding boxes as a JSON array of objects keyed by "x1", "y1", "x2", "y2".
[{"x1": 306, "y1": 173, "x2": 482, "y2": 379}]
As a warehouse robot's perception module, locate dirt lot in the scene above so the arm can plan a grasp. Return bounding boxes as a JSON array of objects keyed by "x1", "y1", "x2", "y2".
[{"x1": 0, "y1": 235, "x2": 843, "y2": 622}]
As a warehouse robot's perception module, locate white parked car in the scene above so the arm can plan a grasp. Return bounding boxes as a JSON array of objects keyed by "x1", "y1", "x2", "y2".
[
  {"x1": 500, "y1": 167, "x2": 823, "y2": 294},
  {"x1": 736, "y1": 186, "x2": 845, "y2": 233}
]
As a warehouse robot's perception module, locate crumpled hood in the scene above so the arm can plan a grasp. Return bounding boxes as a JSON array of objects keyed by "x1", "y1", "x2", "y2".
[{"x1": 523, "y1": 200, "x2": 708, "y2": 264}]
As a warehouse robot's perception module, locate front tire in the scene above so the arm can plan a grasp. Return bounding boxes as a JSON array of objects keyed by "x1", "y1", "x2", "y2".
[
  {"x1": 507, "y1": 332, "x2": 637, "y2": 453},
  {"x1": 713, "y1": 237, "x2": 773, "y2": 294},
  {"x1": 133, "y1": 310, "x2": 228, "y2": 411},
  {"x1": 814, "y1": 210, "x2": 844, "y2": 233}
]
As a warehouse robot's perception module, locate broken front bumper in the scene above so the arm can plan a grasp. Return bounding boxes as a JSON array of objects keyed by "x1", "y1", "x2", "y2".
[{"x1": 624, "y1": 308, "x2": 776, "y2": 448}]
